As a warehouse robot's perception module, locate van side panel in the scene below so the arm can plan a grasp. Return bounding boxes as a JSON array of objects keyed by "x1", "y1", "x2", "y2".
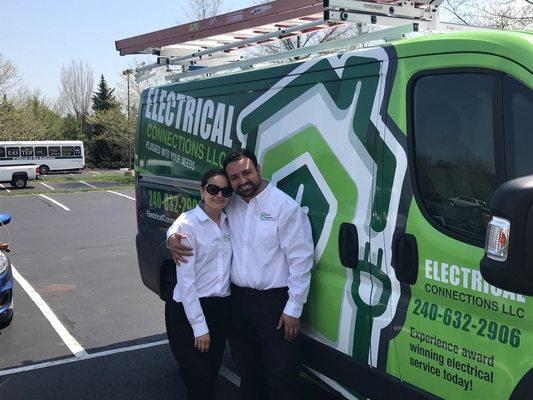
[{"x1": 384, "y1": 40, "x2": 533, "y2": 398}]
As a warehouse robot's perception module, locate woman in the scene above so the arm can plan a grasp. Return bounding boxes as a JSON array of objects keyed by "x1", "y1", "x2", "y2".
[{"x1": 165, "y1": 168, "x2": 233, "y2": 400}]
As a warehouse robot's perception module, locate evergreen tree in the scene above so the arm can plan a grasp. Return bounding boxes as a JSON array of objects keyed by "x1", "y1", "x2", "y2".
[{"x1": 92, "y1": 75, "x2": 117, "y2": 113}]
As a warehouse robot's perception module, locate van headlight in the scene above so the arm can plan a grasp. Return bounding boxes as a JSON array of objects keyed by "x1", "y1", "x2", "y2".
[{"x1": 0, "y1": 251, "x2": 10, "y2": 275}]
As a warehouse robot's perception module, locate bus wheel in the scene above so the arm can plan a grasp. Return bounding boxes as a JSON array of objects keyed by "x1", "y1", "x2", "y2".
[
  {"x1": 10, "y1": 175, "x2": 27, "y2": 189},
  {"x1": 39, "y1": 165, "x2": 50, "y2": 175}
]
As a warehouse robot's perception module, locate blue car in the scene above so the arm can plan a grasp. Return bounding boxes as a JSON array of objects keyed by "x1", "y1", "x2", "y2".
[{"x1": 0, "y1": 212, "x2": 13, "y2": 328}]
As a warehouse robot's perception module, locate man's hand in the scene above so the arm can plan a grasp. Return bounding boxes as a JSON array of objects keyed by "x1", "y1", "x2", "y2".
[
  {"x1": 168, "y1": 233, "x2": 193, "y2": 265},
  {"x1": 194, "y1": 332, "x2": 211, "y2": 353},
  {"x1": 277, "y1": 313, "x2": 300, "y2": 341}
]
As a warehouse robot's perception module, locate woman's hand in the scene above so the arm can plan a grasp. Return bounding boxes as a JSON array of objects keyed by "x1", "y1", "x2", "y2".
[{"x1": 194, "y1": 333, "x2": 211, "y2": 353}]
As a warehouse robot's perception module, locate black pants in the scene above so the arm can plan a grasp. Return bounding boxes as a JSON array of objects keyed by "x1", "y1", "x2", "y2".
[
  {"x1": 229, "y1": 285, "x2": 301, "y2": 400},
  {"x1": 166, "y1": 296, "x2": 230, "y2": 400}
]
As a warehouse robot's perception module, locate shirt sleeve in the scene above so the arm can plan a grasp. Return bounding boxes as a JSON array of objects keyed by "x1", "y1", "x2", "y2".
[
  {"x1": 166, "y1": 217, "x2": 184, "y2": 248},
  {"x1": 278, "y1": 201, "x2": 314, "y2": 318},
  {"x1": 173, "y1": 221, "x2": 209, "y2": 337}
]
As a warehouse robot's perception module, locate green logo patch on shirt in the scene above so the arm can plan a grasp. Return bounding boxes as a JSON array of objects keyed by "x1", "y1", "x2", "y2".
[{"x1": 260, "y1": 212, "x2": 276, "y2": 221}]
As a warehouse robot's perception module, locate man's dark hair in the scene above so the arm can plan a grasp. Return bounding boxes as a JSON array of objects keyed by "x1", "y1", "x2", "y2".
[
  {"x1": 222, "y1": 148, "x2": 258, "y2": 172},
  {"x1": 201, "y1": 168, "x2": 226, "y2": 188}
]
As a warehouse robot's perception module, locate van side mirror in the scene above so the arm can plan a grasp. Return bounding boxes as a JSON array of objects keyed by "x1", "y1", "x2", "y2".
[
  {"x1": 0, "y1": 212, "x2": 11, "y2": 225},
  {"x1": 480, "y1": 175, "x2": 533, "y2": 296}
]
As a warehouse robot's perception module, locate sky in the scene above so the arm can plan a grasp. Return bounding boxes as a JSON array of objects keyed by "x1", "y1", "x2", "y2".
[{"x1": 0, "y1": 0, "x2": 254, "y2": 103}]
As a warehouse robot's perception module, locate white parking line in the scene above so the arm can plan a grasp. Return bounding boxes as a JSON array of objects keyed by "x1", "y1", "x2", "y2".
[
  {"x1": 40, "y1": 182, "x2": 55, "y2": 191},
  {"x1": 0, "y1": 183, "x2": 11, "y2": 193},
  {"x1": 0, "y1": 339, "x2": 167, "y2": 377},
  {"x1": 91, "y1": 171, "x2": 101, "y2": 175},
  {"x1": 107, "y1": 190, "x2": 135, "y2": 201},
  {"x1": 0, "y1": 335, "x2": 241, "y2": 388},
  {"x1": 79, "y1": 180, "x2": 96, "y2": 188},
  {"x1": 38, "y1": 194, "x2": 70, "y2": 211},
  {"x1": 11, "y1": 265, "x2": 87, "y2": 358}
]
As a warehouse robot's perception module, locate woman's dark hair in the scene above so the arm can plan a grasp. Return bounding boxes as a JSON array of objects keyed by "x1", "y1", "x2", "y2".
[
  {"x1": 201, "y1": 168, "x2": 226, "y2": 188},
  {"x1": 222, "y1": 148, "x2": 258, "y2": 172}
]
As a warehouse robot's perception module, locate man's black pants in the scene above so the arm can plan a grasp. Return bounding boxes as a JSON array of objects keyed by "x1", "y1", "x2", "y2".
[
  {"x1": 166, "y1": 296, "x2": 230, "y2": 400},
  {"x1": 229, "y1": 285, "x2": 301, "y2": 400}
]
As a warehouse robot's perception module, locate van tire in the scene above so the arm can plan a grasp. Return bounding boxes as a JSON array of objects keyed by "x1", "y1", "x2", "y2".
[
  {"x1": 39, "y1": 165, "x2": 50, "y2": 175},
  {"x1": 10, "y1": 175, "x2": 27, "y2": 189}
]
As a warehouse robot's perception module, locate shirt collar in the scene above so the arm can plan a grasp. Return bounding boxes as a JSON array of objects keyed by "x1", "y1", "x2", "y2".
[
  {"x1": 192, "y1": 204, "x2": 227, "y2": 223},
  {"x1": 235, "y1": 180, "x2": 272, "y2": 205}
]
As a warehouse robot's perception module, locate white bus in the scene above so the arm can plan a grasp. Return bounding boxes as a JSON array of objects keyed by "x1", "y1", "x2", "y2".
[{"x1": 0, "y1": 141, "x2": 85, "y2": 174}]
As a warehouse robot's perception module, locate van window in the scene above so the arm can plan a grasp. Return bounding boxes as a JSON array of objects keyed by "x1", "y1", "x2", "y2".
[
  {"x1": 62, "y1": 146, "x2": 74, "y2": 156},
  {"x1": 7, "y1": 147, "x2": 20, "y2": 157},
  {"x1": 504, "y1": 76, "x2": 533, "y2": 178},
  {"x1": 0, "y1": 147, "x2": 5, "y2": 158},
  {"x1": 49, "y1": 146, "x2": 61, "y2": 156},
  {"x1": 74, "y1": 146, "x2": 82, "y2": 156},
  {"x1": 21, "y1": 146, "x2": 34, "y2": 157},
  {"x1": 412, "y1": 73, "x2": 497, "y2": 244},
  {"x1": 35, "y1": 146, "x2": 48, "y2": 156}
]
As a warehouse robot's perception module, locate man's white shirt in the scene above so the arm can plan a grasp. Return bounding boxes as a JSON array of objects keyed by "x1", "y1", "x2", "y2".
[
  {"x1": 226, "y1": 182, "x2": 314, "y2": 318},
  {"x1": 166, "y1": 205, "x2": 231, "y2": 337}
]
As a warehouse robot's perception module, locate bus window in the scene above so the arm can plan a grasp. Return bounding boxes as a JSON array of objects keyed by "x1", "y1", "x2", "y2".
[
  {"x1": 504, "y1": 75, "x2": 533, "y2": 179},
  {"x1": 0, "y1": 147, "x2": 5, "y2": 158},
  {"x1": 62, "y1": 146, "x2": 74, "y2": 156},
  {"x1": 35, "y1": 146, "x2": 48, "y2": 156},
  {"x1": 7, "y1": 147, "x2": 20, "y2": 157},
  {"x1": 74, "y1": 146, "x2": 82, "y2": 156},
  {"x1": 49, "y1": 146, "x2": 60, "y2": 156},
  {"x1": 21, "y1": 147, "x2": 34, "y2": 157}
]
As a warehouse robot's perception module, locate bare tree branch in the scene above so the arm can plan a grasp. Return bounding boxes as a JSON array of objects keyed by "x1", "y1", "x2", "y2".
[
  {"x1": 58, "y1": 60, "x2": 94, "y2": 117},
  {"x1": 0, "y1": 54, "x2": 22, "y2": 96},
  {"x1": 182, "y1": 0, "x2": 224, "y2": 22}
]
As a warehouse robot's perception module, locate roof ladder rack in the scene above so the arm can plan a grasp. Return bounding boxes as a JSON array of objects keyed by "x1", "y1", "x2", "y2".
[
  {"x1": 164, "y1": 23, "x2": 418, "y2": 82},
  {"x1": 116, "y1": 0, "x2": 446, "y2": 83},
  {"x1": 325, "y1": 0, "x2": 442, "y2": 30}
]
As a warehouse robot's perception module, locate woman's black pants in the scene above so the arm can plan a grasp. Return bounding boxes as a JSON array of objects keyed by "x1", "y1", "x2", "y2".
[{"x1": 166, "y1": 296, "x2": 230, "y2": 400}]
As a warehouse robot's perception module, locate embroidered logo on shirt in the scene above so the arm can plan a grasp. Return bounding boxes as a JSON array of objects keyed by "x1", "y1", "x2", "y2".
[
  {"x1": 223, "y1": 234, "x2": 231, "y2": 242},
  {"x1": 259, "y1": 212, "x2": 276, "y2": 221}
]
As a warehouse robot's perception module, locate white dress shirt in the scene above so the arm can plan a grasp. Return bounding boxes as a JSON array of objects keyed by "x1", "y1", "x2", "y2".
[
  {"x1": 166, "y1": 205, "x2": 231, "y2": 337},
  {"x1": 226, "y1": 182, "x2": 314, "y2": 318}
]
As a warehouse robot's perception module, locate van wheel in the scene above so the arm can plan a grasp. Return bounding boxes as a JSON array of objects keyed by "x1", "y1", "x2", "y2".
[
  {"x1": 39, "y1": 165, "x2": 50, "y2": 174},
  {"x1": 164, "y1": 300, "x2": 181, "y2": 365},
  {"x1": 10, "y1": 176, "x2": 27, "y2": 189}
]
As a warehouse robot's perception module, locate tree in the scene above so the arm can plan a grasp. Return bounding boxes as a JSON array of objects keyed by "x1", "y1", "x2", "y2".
[
  {"x1": 86, "y1": 107, "x2": 134, "y2": 168},
  {"x1": 441, "y1": 0, "x2": 533, "y2": 29},
  {"x1": 92, "y1": 75, "x2": 118, "y2": 113},
  {"x1": 58, "y1": 60, "x2": 94, "y2": 118},
  {"x1": 0, "y1": 91, "x2": 62, "y2": 141},
  {"x1": 183, "y1": 0, "x2": 224, "y2": 21},
  {"x1": 0, "y1": 54, "x2": 22, "y2": 97}
]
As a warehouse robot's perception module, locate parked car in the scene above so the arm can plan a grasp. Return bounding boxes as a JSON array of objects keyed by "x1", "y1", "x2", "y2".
[
  {"x1": 450, "y1": 195, "x2": 487, "y2": 208},
  {"x1": 0, "y1": 212, "x2": 13, "y2": 328}
]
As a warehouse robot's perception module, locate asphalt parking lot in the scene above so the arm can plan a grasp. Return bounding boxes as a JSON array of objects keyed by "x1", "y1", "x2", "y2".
[{"x1": 0, "y1": 187, "x2": 341, "y2": 399}]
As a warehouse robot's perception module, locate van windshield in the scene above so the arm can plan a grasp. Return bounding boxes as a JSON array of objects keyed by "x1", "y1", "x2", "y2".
[{"x1": 504, "y1": 76, "x2": 533, "y2": 179}]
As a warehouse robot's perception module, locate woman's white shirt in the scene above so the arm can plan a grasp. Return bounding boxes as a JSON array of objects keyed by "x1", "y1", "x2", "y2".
[{"x1": 166, "y1": 205, "x2": 232, "y2": 337}]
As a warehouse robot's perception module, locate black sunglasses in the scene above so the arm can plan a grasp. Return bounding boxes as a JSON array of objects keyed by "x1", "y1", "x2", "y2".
[{"x1": 205, "y1": 184, "x2": 233, "y2": 198}]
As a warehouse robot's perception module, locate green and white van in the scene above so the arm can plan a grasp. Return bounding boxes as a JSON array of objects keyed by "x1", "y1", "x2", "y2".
[{"x1": 134, "y1": 30, "x2": 533, "y2": 399}]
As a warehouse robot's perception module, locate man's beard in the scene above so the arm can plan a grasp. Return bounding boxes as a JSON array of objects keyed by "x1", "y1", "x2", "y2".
[{"x1": 236, "y1": 179, "x2": 261, "y2": 198}]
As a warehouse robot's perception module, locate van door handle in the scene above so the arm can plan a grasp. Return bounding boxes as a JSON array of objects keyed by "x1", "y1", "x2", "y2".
[
  {"x1": 391, "y1": 233, "x2": 418, "y2": 284},
  {"x1": 339, "y1": 222, "x2": 359, "y2": 269}
]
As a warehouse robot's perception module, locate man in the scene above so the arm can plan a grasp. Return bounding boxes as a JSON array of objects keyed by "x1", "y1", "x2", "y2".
[{"x1": 168, "y1": 148, "x2": 314, "y2": 400}]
